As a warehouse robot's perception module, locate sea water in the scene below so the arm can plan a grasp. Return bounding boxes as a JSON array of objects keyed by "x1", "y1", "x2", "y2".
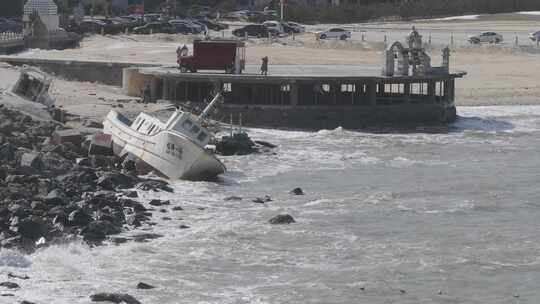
[{"x1": 2, "y1": 105, "x2": 540, "y2": 303}]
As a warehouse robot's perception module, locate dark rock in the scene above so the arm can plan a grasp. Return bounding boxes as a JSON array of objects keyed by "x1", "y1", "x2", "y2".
[
  {"x1": 90, "y1": 293, "x2": 141, "y2": 304},
  {"x1": 162, "y1": 217, "x2": 171, "y2": 220},
  {"x1": 148, "y1": 199, "x2": 170, "y2": 206},
  {"x1": 269, "y1": 214, "x2": 296, "y2": 224},
  {"x1": 110, "y1": 237, "x2": 128, "y2": 244},
  {"x1": 18, "y1": 153, "x2": 44, "y2": 171},
  {"x1": 51, "y1": 129, "x2": 82, "y2": 146},
  {"x1": 83, "y1": 120, "x2": 104, "y2": 129},
  {"x1": 172, "y1": 206, "x2": 183, "y2": 211},
  {"x1": 97, "y1": 172, "x2": 134, "y2": 190},
  {"x1": 0, "y1": 282, "x2": 20, "y2": 289},
  {"x1": 88, "y1": 133, "x2": 113, "y2": 156},
  {"x1": 159, "y1": 209, "x2": 167, "y2": 213},
  {"x1": 21, "y1": 301, "x2": 37, "y2": 304},
  {"x1": 132, "y1": 233, "x2": 163, "y2": 242},
  {"x1": 44, "y1": 189, "x2": 67, "y2": 205},
  {"x1": 90, "y1": 155, "x2": 118, "y2": 169},
  {"x1": 68, "y1": 209, "x2": 93, "y2": 227},
  {"x1": 136, "y1": 180, "x2": 173, "y2": 193},
  {"x1": 179, "y1": 224, "x2": 190, "y2": 229},
  {"x1": 122, "y1": 191, "x2": 138, "y2": 198},
  {"x1": 224, "y1": 196, "x2": 242, "y2": 201},
  {"x1": 76, "y1": 158, "x2": 92, "y2": 166},
  {"x1": 290, "y1": 187, "x2": 304, "y2": 195},
  {"x1": 254, "y1": 140, "x2": 277, "y2": 148},
  {"x1": 7, "y1": 272, "x2": 29, "y2": 280},
  {"x1": 252, "y1": 195, "x2": 272, "y2": 204},
  {"x1": 125, "y1": 214, "x2": 141, "y2": 227},
  {"x1": 136, "y1": 282, "x2": 155, "y2": 289},
  {"x1": 17, "y1": 218, "x2": 44, "y2": 240},
  {"x1": 216, "y1": 132, "x2": 255, "y2": 156},
  {"x1": 82, "y1": 221, "x2": 120, "y2": 243}
]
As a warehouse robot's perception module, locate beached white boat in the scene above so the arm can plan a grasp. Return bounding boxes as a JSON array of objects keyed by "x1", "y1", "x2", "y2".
[{"x1": 102, "y1": 93, "x2": 226, "y2": 180}]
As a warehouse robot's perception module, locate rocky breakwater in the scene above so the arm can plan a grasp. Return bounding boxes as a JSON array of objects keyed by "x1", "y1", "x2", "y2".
[{"x1": 0, "y1": 104, "x2": 171, "y2": 252}]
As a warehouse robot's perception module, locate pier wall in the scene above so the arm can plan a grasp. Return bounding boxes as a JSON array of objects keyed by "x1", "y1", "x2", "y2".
[{"x1": 0, "y1": 57, "x2": 158, "y2": 86}]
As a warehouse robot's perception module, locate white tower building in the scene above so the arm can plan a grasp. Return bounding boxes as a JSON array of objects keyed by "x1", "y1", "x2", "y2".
[{"x1": 23, "y1": 0, "x2": 60, "y2": 31}]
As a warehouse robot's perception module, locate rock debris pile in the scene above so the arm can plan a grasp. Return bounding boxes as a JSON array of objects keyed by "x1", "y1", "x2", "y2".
[{"x1": 0, "y1": 105, "x2": 170, "y2": 252}]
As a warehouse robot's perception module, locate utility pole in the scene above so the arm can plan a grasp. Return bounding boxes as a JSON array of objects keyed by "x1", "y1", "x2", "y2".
[{"x1": 280, "y1": 0, "x2": 284, "y2": 21}]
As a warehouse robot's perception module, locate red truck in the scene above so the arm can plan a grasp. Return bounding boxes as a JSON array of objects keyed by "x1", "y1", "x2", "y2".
[{"x1": 177, "y1": 39, "x2": 246, "y2": 74}]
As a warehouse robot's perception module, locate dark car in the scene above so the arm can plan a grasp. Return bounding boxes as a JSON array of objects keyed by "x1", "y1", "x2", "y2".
[
  {"x1": 197, "y1": 19, "x2": 229, "y2": 31},
  {"x1": 133, "y1": 22, "x2": 175, "y2": 34},
  {"x1": 67, "y1": 20, "x2": 107, "y2": 35},
  {"x1": 171, "y1": 23, "x2": 195, "y2": 35},
  {"x1": 0, "y1": 17, "x2": 23, "y2": 33},
  {"x1": 232, "y1": 24, "x2": 276, "y2": 38}
]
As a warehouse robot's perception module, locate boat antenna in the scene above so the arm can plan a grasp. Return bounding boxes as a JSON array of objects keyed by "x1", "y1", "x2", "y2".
[{"x1": 239, "y1": 113, "x2": 242, "y2": 133}]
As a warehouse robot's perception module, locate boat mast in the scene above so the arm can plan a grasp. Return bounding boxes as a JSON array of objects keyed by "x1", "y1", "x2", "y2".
[{"x1": 199, "y1": 92, "x2": 223, "y2": 121}]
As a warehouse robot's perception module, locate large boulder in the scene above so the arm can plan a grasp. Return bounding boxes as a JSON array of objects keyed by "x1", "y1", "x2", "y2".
[
  {"x1": 96, "y1": 172, "x2": 135, "y2": 190},
  {"x1": 269, "y1": 214, "x2": 296, "y2": 224},
  {"x1": 90, "y1": 293, "x2": 141, "y2": 304}
]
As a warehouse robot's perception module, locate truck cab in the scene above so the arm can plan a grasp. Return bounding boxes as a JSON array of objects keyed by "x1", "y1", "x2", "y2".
[{"x1": 178, "y1": 39, "x2": 246, "y2": 74}]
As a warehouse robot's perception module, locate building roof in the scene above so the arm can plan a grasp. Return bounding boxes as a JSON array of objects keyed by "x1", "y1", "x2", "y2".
[{"x1": 24, "y1": 0, "x2": 58, "y2": 16}]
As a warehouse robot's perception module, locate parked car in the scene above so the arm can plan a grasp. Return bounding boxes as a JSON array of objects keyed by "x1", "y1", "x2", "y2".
[
  {"x1": 232, "y1": 24, "x2": 277, "y2": 38},
  {"x1": 133, "y1": 22, "x2": 175, "y2": 34},
  {"x1": 468, "y1": 32, "x2": 503, "y2": 44},
  {"x1": 284, "y1": 21, "x2": 305, "y2": 33},
  {"x1": 68, "y1": 20, "x2": 108, "y2": 34},
  {"x1": 318, "y1": 28, "x2": 351, "y2": 40},
  {"x1": 0, "y1": 17, "x2": 23, "y2": 33},
  {"x1": 196, "y1": 19, "x2": 228, "y2": 31},
  {"x1": 529, "y1": 31, "x2": 540, "y2": 42},
  {"x1": 263, "y1": 21, "x2": 284, "y2": 34},
  {"x1": 169, "y1": 19, "x2": 203, "y2": 34}
]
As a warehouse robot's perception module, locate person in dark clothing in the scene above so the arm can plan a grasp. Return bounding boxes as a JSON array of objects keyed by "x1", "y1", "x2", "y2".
[
  {"x1": 142, "y1": 84, "x2": 152, "y2": 103},
  {"x1": 261, "y1": 56, "x2": 269, "y2": 76}
]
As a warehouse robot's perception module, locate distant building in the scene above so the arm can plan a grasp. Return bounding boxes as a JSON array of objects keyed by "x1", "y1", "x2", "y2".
[{"x1": 23, "y1": 0, "x2": 60, "y2": 31}]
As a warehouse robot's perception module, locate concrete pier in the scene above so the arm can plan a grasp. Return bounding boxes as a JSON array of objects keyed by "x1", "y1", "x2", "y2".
[{"x1": 127, "y1": 65, "x2": 465, "y2": 129}]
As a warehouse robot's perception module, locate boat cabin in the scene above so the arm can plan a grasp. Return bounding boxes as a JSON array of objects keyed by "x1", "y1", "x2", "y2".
[{"x1": 130, "y1": 110, "x2": 211, "y2": 147}]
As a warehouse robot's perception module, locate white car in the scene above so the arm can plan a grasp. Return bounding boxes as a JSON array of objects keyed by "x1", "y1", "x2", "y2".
[
  {"x1": 529, "y1": 31, "x2": 540, "y2": 42},
  {"x1": 318, "y1": 28, "x2": 351, "y2": 40},
  {"x1": 286, "y1": 22, "x2": 305, "y2": 33},
  {"x1": 468, "y1": 32, "x2": 503, "y2": 44},
  {"x1": 262, "y1": 21, "x2": 284, "y2": 34}
]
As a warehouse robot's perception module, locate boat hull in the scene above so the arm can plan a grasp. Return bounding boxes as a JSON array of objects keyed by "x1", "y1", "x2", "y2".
[{"x1": 103, "y1": 111, "x2": 226, "y2": 180}]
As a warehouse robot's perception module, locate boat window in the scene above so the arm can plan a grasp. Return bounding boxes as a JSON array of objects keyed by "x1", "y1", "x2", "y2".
[
  {"x1": 182, "y1": 119, "x2": 193, "y2": 129},
  {"x1": 148, "y1": 124, "x2": 155, "y2": 134},
  {"x1": 190, "y1": 125, "x2": 200, "y2": 134},
  {"x1": 197, "y1": 132, "x2": 208, "y2": 142},
  {"x1": 136, "y1": 119, "x2": 145, "y2": 131}
]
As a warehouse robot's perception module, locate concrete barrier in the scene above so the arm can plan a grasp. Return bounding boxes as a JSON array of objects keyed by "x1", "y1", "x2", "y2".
[{"x1": 0, "y1": 57, "x2": 159, "y2": 86}]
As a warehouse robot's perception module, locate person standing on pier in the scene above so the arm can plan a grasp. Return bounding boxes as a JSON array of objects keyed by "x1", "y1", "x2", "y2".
[{"x1": 261, "y1": 56, "x2": 269, "y2": 76}]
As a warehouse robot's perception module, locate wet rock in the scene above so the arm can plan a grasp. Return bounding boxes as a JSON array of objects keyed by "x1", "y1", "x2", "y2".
[
  {"x1": 44, "y1": 189, "x2": 67, "y2": 205},
  {"x1": 90, "y1": 155, "x2": 118, "y2": 169},
  {"x1": 21, "y1": 301, "x2": 37, "y2": 304},
  {"x1": 162, "y1": 217, "x2": 171, "y2": 221},
  {"x1": 254, "y1": 140, "x2": 277, "y2": 148},
  {"x1": 19, "y1": 153, "x2": 44, "y2": 171},
  {"x1": 269, "y1": 214, "x2": 295, "y2": 224},
  {"x1": 172, "y1": 206, "x2": 183, "y2": 211},
  {"x1": 290, "y1": 187, "x2": 304, "y2": 195},
  {"x1": 110, "y1": 237, "x2": 128, "y2": 244},
  {"x1": 88, "y1": 133, "x2": 113, "y2": 156},
  {"x1": 159, "y1": 209, "x2": 167, "y2": 213},
  {"x1": 132, "y1": 233, "x2": 163, "y2": 243},
  {"x1": 17, "y1": 218, "x2": 45, "y2": 240},
  {"x1": 96, "y1": 172, "x2": 134, "y2": 190},
  {"x1": 7, "y1": 272, "x2": 29, "y2": 280},
  {"x1": 0, "y1": 282, "x2": 20, "y2": 289},
  {"x1": 82, "y1": 221, "x2": 120, "y2": 243},
  {"x1": 136, "y1": 180, "x2": 173, "y2": 193},
  {"x1": 148, "y1": 199, "x2": 170, "y2": 206},
  {"x1": 68, "y1": 209, "x2": 93, "y2": 227},
  {"x1": 252, "y1": 195, "x2": 272, "y2": 204},
  {"x1": 216, "y1": 133, "x2": 255, "y2": 156},
  {"x1": 122, "y1": 191, "x2": 138, "y2": 198},
  {"x1": 51, "y1": 129, "x2": 82, "y2": 146},
  {"x1": 136, "y1": 282, "x2": 155, "y2": 289},
  {"x1": 224, "y1": 196, "x2": 242, "y2": 201},
  {"x1": 90, "y1": 293, "x2": 141, "y2": 304},
  {"x1": 83, "y1": 120, "x2": 104, "y2": 129},
  {"x1": 125, "y1": 214, "x2": 141, "y2": 227},
  {"x1": 179, "y1": 224, "x2": 190, "y2": 229}
]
